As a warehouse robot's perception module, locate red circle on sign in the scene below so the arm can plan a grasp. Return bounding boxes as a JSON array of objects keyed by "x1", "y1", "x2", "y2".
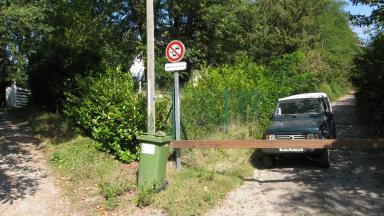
[{"x1": 166, "y1": 40, "x2": 185, "y2": 63}]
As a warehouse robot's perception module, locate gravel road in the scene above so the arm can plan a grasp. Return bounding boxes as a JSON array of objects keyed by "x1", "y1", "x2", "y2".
[
  {"x1": 0, "y1": 112, "x2": 77, "y2": 216},
  {"x1": 207, "y1": 94, "x2": 384, "y2": 216}
]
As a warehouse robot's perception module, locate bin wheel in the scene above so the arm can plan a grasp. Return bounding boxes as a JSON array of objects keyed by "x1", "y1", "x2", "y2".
[{"x1": 162, "y1": 179, "x2": 169, "y2": 190}]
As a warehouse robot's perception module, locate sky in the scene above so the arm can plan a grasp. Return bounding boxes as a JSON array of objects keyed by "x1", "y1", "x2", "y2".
[{"x1": 344, "y1": 1, "x2": 374, "y2": 41}]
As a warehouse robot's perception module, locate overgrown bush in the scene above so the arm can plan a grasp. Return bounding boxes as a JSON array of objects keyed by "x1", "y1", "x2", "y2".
[
  {"x1": 353, "y1": 33, "x2": 384, "y2": 136},
  {"x1": 64, "y1": 67, "x2": 146, "y2": 162}
]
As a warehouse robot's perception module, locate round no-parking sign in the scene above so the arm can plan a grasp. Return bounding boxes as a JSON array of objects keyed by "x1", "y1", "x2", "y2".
[{"x1": 166, "y1": 40, "x2": 185, "y2": 63}]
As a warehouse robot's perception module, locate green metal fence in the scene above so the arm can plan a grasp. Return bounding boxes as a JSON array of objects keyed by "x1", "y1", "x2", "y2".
[{"x1": 175, "y1": 88, "x2": 272, "y2": 139}]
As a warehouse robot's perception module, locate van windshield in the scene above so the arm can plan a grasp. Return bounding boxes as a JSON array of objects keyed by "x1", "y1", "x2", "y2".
[{"x1": 275, "y1": 98, "x2": 322, "y2": 116}]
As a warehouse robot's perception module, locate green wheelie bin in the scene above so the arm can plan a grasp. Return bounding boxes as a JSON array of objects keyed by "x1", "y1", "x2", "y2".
[{"x1": 137, "y1": 133, "x2": 172, "y2": 189}]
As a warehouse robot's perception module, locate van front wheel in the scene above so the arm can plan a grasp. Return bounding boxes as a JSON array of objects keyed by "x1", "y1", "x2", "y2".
[
  {"x1": 318, "y1": 149, "x2": 330, "y2": 168},
  {"x1": 262, "y1": 155, "x2": 275, "y2": 168}
]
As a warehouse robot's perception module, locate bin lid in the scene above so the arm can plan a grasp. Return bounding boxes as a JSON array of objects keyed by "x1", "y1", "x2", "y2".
[{"x1": 137, "y1": 133, "x2": 172, "y2": 144}]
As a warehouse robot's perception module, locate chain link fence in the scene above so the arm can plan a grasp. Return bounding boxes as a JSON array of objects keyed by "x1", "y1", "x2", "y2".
[{"x1": 178, "y1": 89, "x2": 274, "y2": 139}]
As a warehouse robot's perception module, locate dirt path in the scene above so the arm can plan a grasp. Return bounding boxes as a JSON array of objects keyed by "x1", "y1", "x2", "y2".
[
  {"x1": 0, "y1": 112, "x2": 76, "y2": 216},
  {"x1": 207, "y1": 94, "x2": 384, "y2": 216}
]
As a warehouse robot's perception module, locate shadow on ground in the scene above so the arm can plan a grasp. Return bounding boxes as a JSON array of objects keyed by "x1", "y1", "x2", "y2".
[
  {"x1": 244, "y1": 94, "x2": 384, "y2": 215},
  {"x1": 0, "y1": 112, "x2": 44, "y2": 204},
  {"x1": 247, "y1": 149, "x2": 384, "y2": 214}
]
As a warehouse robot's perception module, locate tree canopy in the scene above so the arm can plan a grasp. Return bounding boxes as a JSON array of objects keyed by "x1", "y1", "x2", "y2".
[
  {"x1": 0, "y1": 0, "x2": 363, "y2": 160},
  {"x1": 351, "y1": 0, "x2": 384, "y2": 136},
  {"x1": 0, "y1": 0, "x2": 358, "y2": 109}
]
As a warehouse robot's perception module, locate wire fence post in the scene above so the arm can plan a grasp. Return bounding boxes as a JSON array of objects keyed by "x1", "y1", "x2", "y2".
[{"x1": 224, "y1": 88, "x2": 229, "y2": 134}]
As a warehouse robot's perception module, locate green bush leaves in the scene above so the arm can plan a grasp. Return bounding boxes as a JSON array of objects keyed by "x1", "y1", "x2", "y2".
[{"x1": 64, "y1": 67, "x2": 146, "y2": 162}]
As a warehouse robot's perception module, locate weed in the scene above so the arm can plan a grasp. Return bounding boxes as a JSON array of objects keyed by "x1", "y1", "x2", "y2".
[
  {"x1": 99, "y1": 180, "x2": 135, "y2": 210},
  {"x1": 104, "y1": 198, "x2": 119, "y2": 210},
  {"x1": 197, "y1": 169, "x2": 215, "y2": 182},
  {"x1": 99, "y1": 181, "x2": 134, "y2": 200},
  {"x1": 51, "y1": 152, "x2": 64, "y2": 164},
  {"x1": 216, "y1": 148, "x2": 229, "y2": 157},
  {"x1": 134, "y1": 186, "x2": 156, "y2": 208},
  {"x1": 203, "y1": 188, "x2": 214, "y2": 204}
]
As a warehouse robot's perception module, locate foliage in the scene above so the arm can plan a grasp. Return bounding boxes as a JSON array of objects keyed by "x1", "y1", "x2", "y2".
[
  {"x1": 26, "y1": 110, "x2": 140, "y2": 214},
  {"x1": 0, "y1": 0, "x2": 54, "y2": 104},
  {"x1": 154, "y1": 133, "x2": 254, "y2": 216},
  {"x1": 28, "y1": 110, "x2": 78, "y2": 143},
  {"x1": 26, "y1": 0, "x2": 140, "y2": 110},
  {"x1": 353, "y1": 32, "x2": 384, "y2": 136},
  {"x1": 99, "y1": 181, "x2": 135, "y2": 209},
  {"x1": 64, "y1": 67, "x2": 146, "y2": 162},
  {"x1": 316, "y1": 82, "x2": 350, "y2": 101},
  {"x1": 28, "y1": 40, "x2": 103, "y2": 110},
  {"x1": 2, "y1": 0, "x2": 358, "y2": 155},
  {"x1": 48, "y1": 137, "x2": 118, "y2": 182},
  {"x1": 0, "y1": 0, "x2": 358, "y2": 111},
  {"x1": 316, "y1": 0, "x2": 360, "y2": 84},
  {"x1": 0, "y1": 0, "x2": 53, "y2": 85},
  {"x1": 350, "y1": 1, "x2": 384, "y2": 136},
  {"x1": 182, "y1": 51, "x2": 347, "y2": 138},
  {"x1": 182, "y1": 61, "x2": 270, "y2": 138},
  {"x1": 350, "y1": 0, "x2": 384, "y2": 28},
  {"x1": 197, "y1": 169, "x2": 215, "y2": 182},
  {"x1": 134, "y1": 187, "x2": 156, "y2": 208}
]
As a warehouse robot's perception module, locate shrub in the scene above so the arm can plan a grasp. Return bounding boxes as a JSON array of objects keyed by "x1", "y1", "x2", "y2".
[
  {"x1": 64, "y1": 67, "x2": 146, "y2": 162},
  {"x1": 353, "y1": 33, "x2": 384, "y2": 135}
]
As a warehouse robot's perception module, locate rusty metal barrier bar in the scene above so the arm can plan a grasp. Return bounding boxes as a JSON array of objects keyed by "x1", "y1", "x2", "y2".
[{"x1": 170, "y1": 139, "x2": 384, "y2": 149}]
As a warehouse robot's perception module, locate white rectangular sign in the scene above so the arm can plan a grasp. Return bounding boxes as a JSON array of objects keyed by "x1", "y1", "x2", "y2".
[
  {"x1": 165, "y1": 62, "x2": 187, "y2": 72},
  {"x1": 141, "y1": 143, "x2": 156, "y2": 155}
]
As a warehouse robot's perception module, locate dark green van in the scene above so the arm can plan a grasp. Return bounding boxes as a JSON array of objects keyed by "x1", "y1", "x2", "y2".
[{"x1": 262, "y1": 93, "x2": 336, "y2": 168}]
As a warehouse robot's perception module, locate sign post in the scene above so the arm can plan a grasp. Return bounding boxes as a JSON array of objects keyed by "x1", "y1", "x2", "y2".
[{"x1": 165, "y1": 40, "x2": 186, "y2": 170}]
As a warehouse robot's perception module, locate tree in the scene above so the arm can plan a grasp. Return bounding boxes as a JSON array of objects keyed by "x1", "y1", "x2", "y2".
[
  {"x1": 350, "y1": 0, "x2": 384, "y2": 27},
  {"x1": 316, "y1": 0, "x2": 360, "y2": 83},
  {"x1": 27, "y1": 0, "x2": 140, "y2": 110},
  {"x1": 1, "y1": 0, "x2": 358, "y2": 111},
  {"x1": 350, "y1": 1, "x2": 384, "y2": 135},
  {"x1": 0, "y1": 0, "x2": 53, "y2": 105}
]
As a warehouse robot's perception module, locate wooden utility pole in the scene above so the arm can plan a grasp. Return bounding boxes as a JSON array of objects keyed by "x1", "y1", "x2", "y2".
[{"x1": 146, "y1": 0, "x2": 155, "y2": 133}]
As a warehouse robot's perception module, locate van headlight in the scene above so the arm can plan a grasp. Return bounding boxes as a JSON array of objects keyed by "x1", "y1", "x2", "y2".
[
  {"x1": 267, "y1": 134, "x2": 276, "y2": 140},
  {"x1": 306, "y1": 134, "x2": 315, "y2": 139},
  {"x1": 307, "y1": 132, "x2": 320, "y2": 139}
]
